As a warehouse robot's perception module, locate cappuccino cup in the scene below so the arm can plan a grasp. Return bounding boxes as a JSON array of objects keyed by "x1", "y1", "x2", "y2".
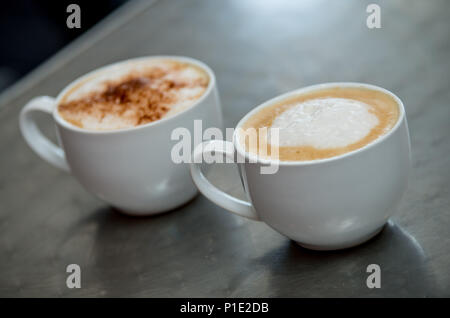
[
  {"x1": 20, "y1": 56, "x2": 222, "y2": 215},
  {"x1": 191, "y1": 83, "x2": 411, "y2": 250}
]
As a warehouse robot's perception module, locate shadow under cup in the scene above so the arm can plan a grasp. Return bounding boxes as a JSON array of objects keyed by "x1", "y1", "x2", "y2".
[
  {"x1": 20, "y1": 56, "x2": 223, "y2": 215},
  {"x1": 192, "y1": 82, "x2": 411, "y2": 250}
]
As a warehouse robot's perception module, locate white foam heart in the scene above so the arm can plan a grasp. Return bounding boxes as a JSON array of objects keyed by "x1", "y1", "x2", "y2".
[{"x1": 269, "y1": 98, "x2": 379, "y2": 149}]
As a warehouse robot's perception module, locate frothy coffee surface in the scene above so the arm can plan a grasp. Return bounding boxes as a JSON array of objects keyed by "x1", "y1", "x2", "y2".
[
  {"x1": 240, "y1": 86, "x2": 399, "y2": 161},
  {"x1": 58, "y1": 59, "x2": 209, "y2": 130}
]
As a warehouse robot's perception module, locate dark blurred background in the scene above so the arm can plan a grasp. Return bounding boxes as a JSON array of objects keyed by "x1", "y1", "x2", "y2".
[{"x1": 0, "y1": 0, "x2": 129, "y2": 92}]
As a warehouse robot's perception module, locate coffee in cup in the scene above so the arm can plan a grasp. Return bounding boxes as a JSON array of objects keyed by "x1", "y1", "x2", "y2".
[
  {"x1": 20, "y1": 56, "x2": 222, "y2": 215},
  {"x1": 240, "y1": 86, "x2": 399, "y2": 161},
  {"x1": 58, "y1": 59, "x2": 209, "y2": 131},
  {"x1": 191, "y1": 83, "x2": 410, "y2": 250}
]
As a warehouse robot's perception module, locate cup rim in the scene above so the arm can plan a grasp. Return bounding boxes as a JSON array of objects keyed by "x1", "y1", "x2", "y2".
[
  {"x1": 52, "y1": 55, "x2": 216, "y2": 135},
  {"x1": 233, "y1": 82, "x2": 406, "y2": 166}
]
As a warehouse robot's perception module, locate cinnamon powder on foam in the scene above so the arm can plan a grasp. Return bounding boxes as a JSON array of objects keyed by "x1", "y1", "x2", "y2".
[{"x1": 58, "y1": 62, "x2": 209, "y2": 130}]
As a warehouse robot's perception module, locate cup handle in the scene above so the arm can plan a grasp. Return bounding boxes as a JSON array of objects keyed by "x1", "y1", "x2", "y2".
[
  {"x1": 19, "y1": 96, "x2": 70, "y2": 172},
  {"x1": 190, "y1": 140, "x2": 259, "y2": 220}
]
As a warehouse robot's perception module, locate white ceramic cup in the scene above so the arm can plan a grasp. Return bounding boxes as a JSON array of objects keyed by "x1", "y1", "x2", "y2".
[
  {"x1": 191, "y1": 83, "x2": 411, "y2": 250},
  {"x1": 20, "y1": 56, "x2": 223, "y2": 215}
]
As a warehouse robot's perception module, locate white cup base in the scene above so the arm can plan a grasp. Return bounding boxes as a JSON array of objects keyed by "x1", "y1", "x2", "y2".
[{"x1": 295, "y1": 223, "x2": 386, "y2": 251}]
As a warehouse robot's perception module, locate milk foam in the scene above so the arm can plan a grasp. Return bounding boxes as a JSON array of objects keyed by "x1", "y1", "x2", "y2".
[
  {"x1": 269, "y1": 98, "x2": 379, "y2": 149},
  {"x1": 59, "y1": 59, "x2": 209, "y2": 130}
]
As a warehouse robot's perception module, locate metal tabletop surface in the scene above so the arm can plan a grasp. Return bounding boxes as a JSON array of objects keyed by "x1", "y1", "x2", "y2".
[{"x1": 1, "y1": 0, "x2": 449, "y2": 297}]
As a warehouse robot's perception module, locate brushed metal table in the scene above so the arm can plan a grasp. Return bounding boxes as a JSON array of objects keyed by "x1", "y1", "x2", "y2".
[{"x1": 1, "y1": 0, "x2": 449, "y2": 297}]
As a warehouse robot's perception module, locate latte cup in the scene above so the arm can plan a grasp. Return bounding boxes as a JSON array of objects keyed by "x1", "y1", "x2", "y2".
[
  {"x1": 190, "y1": 83, "x2": 411, "y2": 250},
  {"x1": 20, "y1": 56, "x2": 223, "y2": 215}
]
